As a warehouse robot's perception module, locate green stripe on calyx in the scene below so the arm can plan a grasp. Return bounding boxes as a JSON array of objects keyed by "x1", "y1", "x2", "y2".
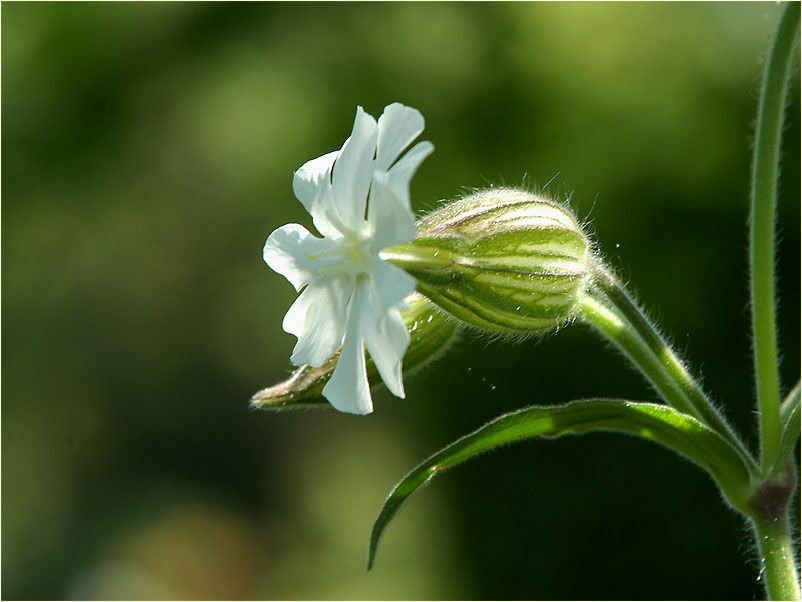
[{"x1": 385, "y1": 188, "x2": 593, "y2": 334}]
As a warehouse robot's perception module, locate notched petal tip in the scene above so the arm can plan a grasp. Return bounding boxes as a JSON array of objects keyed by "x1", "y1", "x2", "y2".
[
  {"x1": 292, "y1": 150, "x2": 339, "y2": 206},
  {"x1": 264, "y1": 223, "x2": 317, "y2": 292},
  {"x1": 376, "y1": 103, "x2": 427, "y2": 171},
  {"x1": 388, "y1": 140, "x2": 434, "y2": 184},
  {"x1": 330, "y1": 106, "x2": 379, "y2": 227}
]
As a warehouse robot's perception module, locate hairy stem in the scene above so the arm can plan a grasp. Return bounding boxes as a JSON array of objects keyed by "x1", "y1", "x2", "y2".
[
  {"x1": 754, "y1": 516, "x2": 801, "y2": 601},
  {"x1": 591, "y1": 266, "x2": 753, "y2": 462},
  {"x1": 580, "y1": 288, "x2": 758, "y2": 475},
  {"x1": 750, "y1": 2, "x2": 800, "y2": 471}
]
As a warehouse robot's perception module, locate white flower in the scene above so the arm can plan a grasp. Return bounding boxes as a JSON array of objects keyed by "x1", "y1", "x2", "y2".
[{"x1": 263, "y1": 103, "x2": 433, "y2": 415}]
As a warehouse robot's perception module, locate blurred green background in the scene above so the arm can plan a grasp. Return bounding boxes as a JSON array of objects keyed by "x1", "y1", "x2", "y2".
[{"x1": 3, "y1": 2, "x2": 800, "y2": 600}]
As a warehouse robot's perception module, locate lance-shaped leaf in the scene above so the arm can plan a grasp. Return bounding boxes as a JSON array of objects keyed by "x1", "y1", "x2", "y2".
[
  {"x1": 368, "y1": 399, "x2": 754, "y2": 569},
  {"x1": 779, "y1": 381, "x2": 799, "y2": 428},
  {"x1": 251, "y1": 293, "x2": 458, "y2": 410}
]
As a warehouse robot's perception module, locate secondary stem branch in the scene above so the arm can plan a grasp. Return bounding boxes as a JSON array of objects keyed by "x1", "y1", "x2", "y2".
[
  {"x1": 750, "y1": 1, "x2": 800, "y2": 471},
  {"x1": 580, "y1": 285, "x2": 757, "y2": 474}
]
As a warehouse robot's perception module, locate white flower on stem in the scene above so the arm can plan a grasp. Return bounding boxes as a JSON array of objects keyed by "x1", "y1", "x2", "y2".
[{"x1": 263, "y1": 103, "x2": 433, "y2": 415}]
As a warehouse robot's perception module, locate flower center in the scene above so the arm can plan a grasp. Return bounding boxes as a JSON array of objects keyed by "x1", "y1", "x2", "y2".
[{"x1": 308, "y1": 235, "x2": 373, "y2": 277}]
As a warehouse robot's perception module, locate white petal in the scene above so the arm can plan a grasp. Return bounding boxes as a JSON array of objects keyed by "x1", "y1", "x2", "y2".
[
  {"x1": 383, "y1": 140, "x2": 434, "y2": 210},
  {"x1": 364, "y1": 299, "x2": 409, "y2": 399},
  {"x1": 264, "y1": 223, "x2": 338, "y2": 292},
  {"x1": 323, "y1": 281, "x2": 373, "y2": 414},
  {"x1": 368, "y1": 172, "x2": 417, "y2": 251},
  {"x1": 370, "y1": 257, "x2": 416, "y2": 313},
  {"x1": 292, "y1": 150, "x2": 337, "y2": 209},
  {"x1": 376, "y1": 103, "x2": 425, "y2": 171},
  {"x1": 331, "y1": 107, "x2": 378, "y2": 228},
  {"x1": 292, "y1": 150, "x2": 341, "y2": 238},
  {"x1": 282, "y1": 276, "x2": 351, "y2": 367}
]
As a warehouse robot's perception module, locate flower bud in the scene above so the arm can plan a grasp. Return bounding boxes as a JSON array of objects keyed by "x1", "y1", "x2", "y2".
[
  {"x1": 251, "y1": 293, "x2": 457, "y2": 410},
  {"x1": 382, "y1": 188, "x2": 592, "y2": 334}
]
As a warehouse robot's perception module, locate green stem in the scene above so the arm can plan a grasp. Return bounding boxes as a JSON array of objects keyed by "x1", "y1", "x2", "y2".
[
  {"x1": 750, "y1": 2, "x2": 800, "y2": 472},
  {"x1": 591, "y1": 265, "x2": 752, "y2": 460},
  {"x1": 581, "y1": 294, "x2": 695, "y2": 417},
  {"x1": 754, "y1": 516, "x2": 801, "y2": 601},
  {"x1": 581, "y1": 288, "x2": 758, "y2": 475}
]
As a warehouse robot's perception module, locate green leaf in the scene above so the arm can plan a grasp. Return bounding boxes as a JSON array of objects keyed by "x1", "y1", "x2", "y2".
[
  {"x1": 779, "y1": 381, "x2": 799, "y2": 428},
  {"x1": 368, "y1": 399, "x2": 754, "y2": 569},
  {"x1": 772, "y1": 382, "x2": 800, "y2": 476}
]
